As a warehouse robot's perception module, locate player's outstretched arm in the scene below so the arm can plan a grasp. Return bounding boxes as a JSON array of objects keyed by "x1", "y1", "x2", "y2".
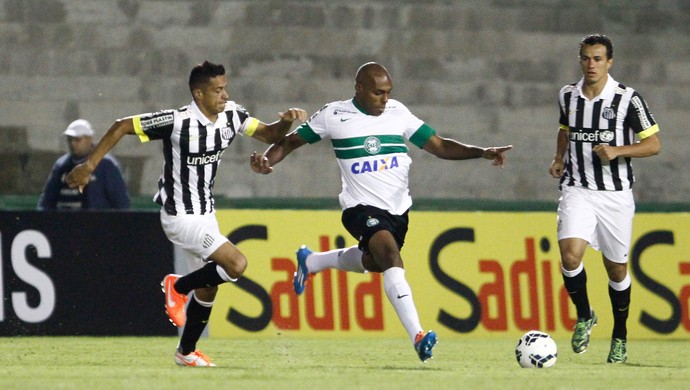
[
  {"x1": 482, "y1": 145, "x2": 513, "y2": 168},
  {"x1": 423, "y1": 134, "x2": 512, "y2": 168},
  {"x1": 252, "y1": 108, "x2": 308, "y2": 144},
  {"x1": 67, "y1": 118, "x2": 135, "y2": 192},
  {"x1": 250, "y1": 131, "x2": 307, "y2": 174}
]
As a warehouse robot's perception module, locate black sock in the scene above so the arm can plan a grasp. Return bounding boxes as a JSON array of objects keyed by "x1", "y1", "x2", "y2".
[
  {"x1": 175, "y1": 262, "x2": 226, "y2": 295},
  {"x1": 609, "y1": 285, "x2": 631, "y2": 340},
  {"x1": 563, "y1": 267, "x2": 591, "y2": 319},
  {"x1": 178, "y1": 295, "x2": 212, "y2": 355}
]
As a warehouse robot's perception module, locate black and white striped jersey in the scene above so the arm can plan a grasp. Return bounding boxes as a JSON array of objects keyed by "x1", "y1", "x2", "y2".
[
  {"x1": 558, "y1": 75, "x2": 659, "y2": 191},
  {"x1": 132, "y1": 100, "x2": 259, "y2": 215}
]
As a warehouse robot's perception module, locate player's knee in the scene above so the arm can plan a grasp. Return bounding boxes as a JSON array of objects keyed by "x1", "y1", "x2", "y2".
[
  {"x1": 605, "y1": 262, "x2": 627, "y2": 282},
  {"x1": 560, "y1": 252, "x2": 582, "y2": 271},
  {"x1": 362, "y1": 255, "x2": 382, "y2": 273},
  {"x1": 194, "y1": 285, "x2": 218, "y2": 301},
  {"x1": 227, "y1": 253, "x2": 247, "y2": 279},
  {"x1": 211, "y1": 243, "x2": 248, "y2": 279}
]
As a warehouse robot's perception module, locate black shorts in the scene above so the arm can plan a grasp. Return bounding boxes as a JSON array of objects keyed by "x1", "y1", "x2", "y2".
[{"x1": 341, "y1": 204, "x2": 409, "y2": 254}]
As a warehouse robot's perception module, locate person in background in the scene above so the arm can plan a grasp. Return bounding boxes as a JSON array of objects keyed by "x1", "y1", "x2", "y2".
[
  {"x1": 549, "y1": 34, "x2": 661, "y2": 364},
  {"x1": 37, "y1": 119, "x2": 130, "y2": 210},
  {"x1": 251, "y1": 62, "x2": 512, "y2": 363}
]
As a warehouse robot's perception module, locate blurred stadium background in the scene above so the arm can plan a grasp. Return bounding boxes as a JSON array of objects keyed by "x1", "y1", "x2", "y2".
[{"x1": 0, "y1": 0, "x2": 688, "y2": 207}]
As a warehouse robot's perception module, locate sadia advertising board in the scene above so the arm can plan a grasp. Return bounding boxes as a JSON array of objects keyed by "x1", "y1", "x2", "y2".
[{"x1": 207, "y1": 210, "x2": 690, "y2": 340}]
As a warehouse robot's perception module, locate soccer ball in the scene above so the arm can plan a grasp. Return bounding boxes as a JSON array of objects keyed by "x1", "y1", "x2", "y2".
[{"x1": 515, "y1": 330, "x2": 558, "y2": 368}]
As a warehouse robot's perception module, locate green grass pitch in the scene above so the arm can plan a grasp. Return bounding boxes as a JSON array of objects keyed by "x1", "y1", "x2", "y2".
[{"x1": 1, "y1": 336, "x2": 688, "y2": 389}]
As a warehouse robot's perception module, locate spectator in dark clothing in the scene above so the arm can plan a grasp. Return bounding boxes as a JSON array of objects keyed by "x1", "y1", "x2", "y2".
[{"x1": 37, "y1": 119, "x2": 130, "y2": 210}]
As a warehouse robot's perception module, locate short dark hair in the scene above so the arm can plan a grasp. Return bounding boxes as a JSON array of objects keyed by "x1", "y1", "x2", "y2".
[
  {"x1": 188, "y1": 61, "x2": 225, "y2": 94},
  {"x1": 579, "y1": 34, "x2": 613, "y2": 59}
]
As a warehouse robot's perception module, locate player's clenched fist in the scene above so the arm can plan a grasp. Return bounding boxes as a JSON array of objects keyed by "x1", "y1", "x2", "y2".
[
  {"x1": 250, "y1": 151, "x2": 273, "y2": 174},
  {"x1": 66, "y1": 163, "x2": 91, "y2": 193}
]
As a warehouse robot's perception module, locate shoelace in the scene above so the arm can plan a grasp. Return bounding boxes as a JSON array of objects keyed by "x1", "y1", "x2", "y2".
[
  {"x1": 574, "y1": 319, "x2": 588, "y2": 331},
  {"x1": 191, "y1": 350, "x2": 212, "y2": 363}
]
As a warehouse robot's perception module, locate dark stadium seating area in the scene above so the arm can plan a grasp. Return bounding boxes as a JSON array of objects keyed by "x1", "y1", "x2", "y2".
[{"x1": 1, "y1": 0, "x2": 688, "y2": 203}]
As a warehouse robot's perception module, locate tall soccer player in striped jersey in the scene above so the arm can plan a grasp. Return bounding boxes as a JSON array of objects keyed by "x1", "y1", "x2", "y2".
[
  {"x1": 67, "y1": 61, "x2": 307, "y2": 367},
  {"x1": 250, "y1": 62, "x2": 512, "y2": 362},
  {"x1": 549, "y1": 34, "x2": 661, "y2": 364}
]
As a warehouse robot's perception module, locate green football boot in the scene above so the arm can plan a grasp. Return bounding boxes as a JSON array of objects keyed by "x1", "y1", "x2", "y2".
[
  {"x1": 571, "y1": 310, "x2": 598, "y2": 353},
  {"x1": 607, "y1": 338, "x2": 627, "y2": 363}
]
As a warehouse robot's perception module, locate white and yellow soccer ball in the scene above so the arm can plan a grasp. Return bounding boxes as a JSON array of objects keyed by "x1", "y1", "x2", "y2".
[{"x1": 515, "y1": 330, "x2": 558, "y2": 368}]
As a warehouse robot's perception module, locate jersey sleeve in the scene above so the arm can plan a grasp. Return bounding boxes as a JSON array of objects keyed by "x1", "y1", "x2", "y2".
[
  {"x1": 408, "y1": 124, "x2": 436, "y2": 148},
  {"x1": 397, "y1": 101, "x2": 431, "y2": 148},
  {"x1": 626, "y1": 91, "x2": 659, "y2": 139},
  {"x1": 558, "y1": 85, "x2": 570, "y2": 131},
  {"x1": 132, "y1": 110, "x2": 176, "y2": 142},
  {"x1": 234, "y1": 103, "x2": 260, "y2": 137},
  {"x1": 297, "y1": 103, "x2": 330, "y2": 144},
  {"x1": 558, "y1": 105, "x2": 568, "y2": 131},
  {"x1": 240, "y1": 117, "x2": 260, "y2": 137}
]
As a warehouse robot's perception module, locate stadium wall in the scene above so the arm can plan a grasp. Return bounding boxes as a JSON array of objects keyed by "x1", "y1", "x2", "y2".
[{"x1": 0, "y1": 0, "x2": 689, "y2": 203}]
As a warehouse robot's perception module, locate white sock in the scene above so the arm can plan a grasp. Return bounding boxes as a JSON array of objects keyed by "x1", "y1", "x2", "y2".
[
  {"x1": 609, "y1": 272, "x2": 631, "y2": 291},
  {"x1": 383, "y1": 267, "x2": 423, "y2": 343},
  {"x1": 305, "y1": 249, "x2": 338, "y2": 273},
  {"x1": 336, "y1": 246, "x2": 366, "y2": 273},
  {"x1": 561, "y1": 262, "x2": 584, "y2": 278},
  {"x1": 307, "y1": 246, "x2": 366, "y2": 273},
  {"x1": 191, "y1": 292, "x2": 215, "y2": 307},
  {"x1": 216, "y1": 264, "x2": 238, "y2": 282}
]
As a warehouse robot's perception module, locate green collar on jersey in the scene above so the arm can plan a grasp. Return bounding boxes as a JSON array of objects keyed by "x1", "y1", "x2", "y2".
[{"x1": 352, "y1": 98, "x2": 370, "y2": 115}]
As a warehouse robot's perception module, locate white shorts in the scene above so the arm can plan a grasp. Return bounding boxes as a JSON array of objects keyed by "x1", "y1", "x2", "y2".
[
  {"x1": 557, "y1": 186, "x2": 635, "y2": 263},
  {"x1": 160, "y1": 209, "x2": 228, "y2": 271}
]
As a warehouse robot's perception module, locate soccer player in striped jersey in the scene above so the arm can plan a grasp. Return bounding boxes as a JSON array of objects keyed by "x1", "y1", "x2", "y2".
[
  {"x1": 67, "y1": 61, "x2": 307, "y2": 367},
  {"x1": 251, "y1": 62, "x2": 512, "y2": 362},
  {"x1": 549, "y1": 34, "x2": 661, "y2": 364}
]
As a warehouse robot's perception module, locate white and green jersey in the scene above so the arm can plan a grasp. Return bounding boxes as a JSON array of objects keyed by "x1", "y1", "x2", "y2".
[{"x1": 297, "y1": 98, "x2": 436, "y2": 215}]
